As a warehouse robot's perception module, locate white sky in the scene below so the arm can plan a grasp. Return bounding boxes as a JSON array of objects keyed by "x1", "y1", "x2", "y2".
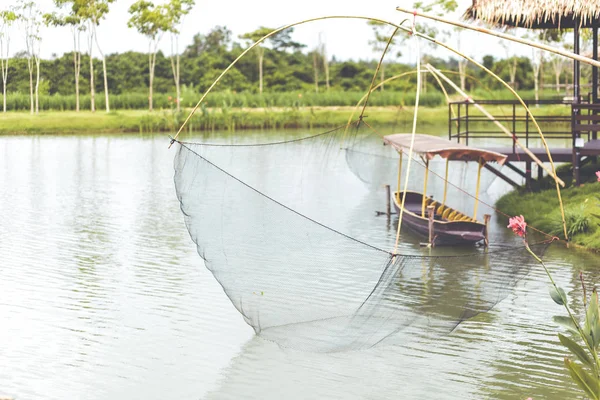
[{"x1": 2, "y1": 0, "x2": 537, "y2": 63}]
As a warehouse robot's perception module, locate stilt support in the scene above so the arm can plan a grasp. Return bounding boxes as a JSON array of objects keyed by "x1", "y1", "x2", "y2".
[
  {"x1": 484, "y1": 214, "x2": 491, "y2": 247},
  {"x1": 427, "y1": 205, "x2": 435, "y2": 247}
]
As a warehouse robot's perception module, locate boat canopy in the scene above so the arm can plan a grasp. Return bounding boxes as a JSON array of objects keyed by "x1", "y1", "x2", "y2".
[{"x1": 383, "y1": 134, "x2": 507, "y2": 165}]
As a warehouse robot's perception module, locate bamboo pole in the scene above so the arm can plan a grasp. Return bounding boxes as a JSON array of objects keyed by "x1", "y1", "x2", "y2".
[
  {"x1": 170, "y1": 15, "x2": 414, "y2": 147},
  {"x1": 425, "y1": 64, "x2": 565, "y2": 187},
  {"x1": 393, "y1": 34, "x2": 421, "y2": 255},
  {"x1": 396, "y1": 8, "x2": 600, "y2": 68}
]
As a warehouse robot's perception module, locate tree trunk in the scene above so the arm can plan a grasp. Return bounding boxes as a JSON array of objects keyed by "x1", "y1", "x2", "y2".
[
  {"x1": 1, "y1": 59, "x2": 7, "y2": 113},
  {"x1": 149, "y1": 47, "x2": 157, "y2": 112},
  {"x1": 510, "y1": 57, "x2": 517, "y2": 88},
  {"x1": 72, "y1": 28, "x2": 80, "y2": 112},
  {"x1": 170, "y1": 35, "x2": 181, "y2": 113},
  {"x1": 313, "y1": 52, "x2": 319, "y2": 93},
  {"x1": 89, "y1": 52, "x2": 95, "y2": 112},
  {"x1": 0, "y1": 32, "x2": 7, "y2": 112},
  {"x1": 35, "y1": 57, "x2": 40, "y2": 113},
  {"x1": 323, "y1": 55, "x2": 330, "y2": 91},
  {"x1": 101, "y1": 57, "x2": 109, "y2": 112},
  {"x1": 258, "y1": 51, "x2": 263, "y2": 94},
  {"x1": 74, "y1": 51, "x2": 80, "y2": 111},
  {"x1": 175, "y1": 53, "x2": 180, "y2": 112},
  {"x1": 458, "y1": 60, "x2": 467, "y2": 91},
  {"x1": 93, "y1": 23, "x2": 109, "y2": 112},
  {"x1": 28, "y1": 58, "x2": 33, "y2": 114}
]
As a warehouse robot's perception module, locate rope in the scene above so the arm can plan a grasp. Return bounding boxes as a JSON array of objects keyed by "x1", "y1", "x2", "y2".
[
  {"x1": 176, "y1": 140, "x2": 393, "y2": 255},
  {"x1": 176, "y1": 122, "x2": 354, "y2": 147}
]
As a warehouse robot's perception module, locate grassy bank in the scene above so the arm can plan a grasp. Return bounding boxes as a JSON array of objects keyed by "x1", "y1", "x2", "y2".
[
  {"x1": 0, "y1": 106, "x2": 453, "y2": 135},
  {"x1": 496, "y1": 164, "x2": 600, "y2": 250},
  {"x1": 0, "y1": 102, "x2": 572, "y2": 135}
]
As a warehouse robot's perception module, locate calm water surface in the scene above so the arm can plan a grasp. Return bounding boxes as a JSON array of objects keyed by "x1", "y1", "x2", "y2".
[{"x1": 0, "y1": 128, "x2": 598, "y2": 399}]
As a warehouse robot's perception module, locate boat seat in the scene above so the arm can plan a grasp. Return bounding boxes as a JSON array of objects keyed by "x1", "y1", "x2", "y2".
[
  {"x1": 436, "y1": 205, "x2": 445, "y2": 215},
  {"x1": 442, "y1": 208, "x2": 452, "y2": 220},
  {"x1": 447, "y1": 211, "x2": 458, "y2": 220}
]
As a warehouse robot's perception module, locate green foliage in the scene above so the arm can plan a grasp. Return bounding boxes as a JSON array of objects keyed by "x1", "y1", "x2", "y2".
[
  {"x1": 554, "y1": 289, "x2": 600, "y2": 399},
  {"x1": 496, "y1": 166, "x2": 600, "y2": 248}
]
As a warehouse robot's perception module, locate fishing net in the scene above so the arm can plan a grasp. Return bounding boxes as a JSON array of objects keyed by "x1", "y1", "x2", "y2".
[{"x1": 173, "y1": 124, "x2": 550, "y2": 352}]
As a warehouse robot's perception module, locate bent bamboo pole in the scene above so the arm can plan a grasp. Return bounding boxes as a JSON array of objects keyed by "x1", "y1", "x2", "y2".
[
  {"x1": 396, "y1": 7, "x2": 600, "y2": 68},
  {"x1": 426, "y1": 64, "x2": 564, "y2": 186}
]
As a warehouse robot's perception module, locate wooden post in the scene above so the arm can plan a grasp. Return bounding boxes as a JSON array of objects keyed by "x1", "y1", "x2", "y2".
[
  {"x1": 484, "y1": 214, "x2": 491, "y2": 247},
  {"x1": 525, "y1": 161, "x2": 532, "y2": 190},
  {"x1": 422, "y1": 159, "x2": 429, "y2": 217},
  {"x1": 385, "y1": 184, "x2": 391, "y2": 216},
  {"x1": 427, "y1": 205, "x2": 435, "y2": 247},
  {"x1": 473, "y1": 158, "x2": 483, "y2": 219}
]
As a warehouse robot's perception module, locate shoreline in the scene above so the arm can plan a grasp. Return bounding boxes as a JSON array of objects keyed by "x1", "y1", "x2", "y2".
[
  {"x1": 0, "y1": 106, "x2": 435, "y2": 135},
  {"x1": 496, "y1": 165, "x2": 600, "y2": 252},
  {"x1": 0, "y1": 104, "x2": 570, "y2": 135}
]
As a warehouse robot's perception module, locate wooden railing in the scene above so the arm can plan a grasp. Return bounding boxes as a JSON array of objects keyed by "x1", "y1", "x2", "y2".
[{"x1": 448, "y1": 99, "x2": 577, "y2": 150}]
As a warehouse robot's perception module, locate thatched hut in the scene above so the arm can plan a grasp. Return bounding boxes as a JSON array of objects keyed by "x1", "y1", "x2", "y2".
[
  {"x1": 464, "y1": 0, "x2": 600, "y2": 103},
  {"x1": 464, "y1": 0, "x2": 600, "y2": 29},
  {"x1": 463, "y1": 0, "x2": 600, "y2": 185}
]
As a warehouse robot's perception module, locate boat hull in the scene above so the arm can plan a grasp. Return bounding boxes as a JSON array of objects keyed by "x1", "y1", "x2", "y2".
[{"x1": 393, "y1": 191, "x2": 486, "y2": 246}]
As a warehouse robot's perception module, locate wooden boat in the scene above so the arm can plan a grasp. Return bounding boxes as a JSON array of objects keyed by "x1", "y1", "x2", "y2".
[
  {"x1": 393, "y1": 190, "x2": 487, "y2": 245},
  {"x1": 383, "y1": 134, "x2": 508, "y2": 246}
]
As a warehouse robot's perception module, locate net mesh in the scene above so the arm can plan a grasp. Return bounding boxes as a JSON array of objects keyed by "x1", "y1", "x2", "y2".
[{"x1": 173, "y1": 124, "x2": 549, "y2": 352}]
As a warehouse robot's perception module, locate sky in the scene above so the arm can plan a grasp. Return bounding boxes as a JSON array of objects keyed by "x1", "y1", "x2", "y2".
[{"x1": 1, "y1": 0, "x2": 537, "y2": 63}]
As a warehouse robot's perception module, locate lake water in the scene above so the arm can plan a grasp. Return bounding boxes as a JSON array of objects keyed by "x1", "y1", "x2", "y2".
[{"x1": 1, "y1": 128, "x2": 598, "y2": 399}]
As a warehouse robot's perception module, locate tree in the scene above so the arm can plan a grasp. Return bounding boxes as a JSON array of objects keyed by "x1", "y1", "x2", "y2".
[
  {"x1": 500, "y1": 39, "x2": 519, "y2": 89},
  {"x1": 239, "y1": 27, "x2": 273, "y2": 94},
  {"x1": 128, "y1": 0, "x2": 170, "y2": 111},
  {"x1": 311, "y1": 33, "x2": 329, "y2": 93},
  {"x1": 44, "y1": 4, "x2": 85, "y2": 112},
  {"x1": 0, "y1": 8, "x2": 17, "y2": 112},
  {"x1": 544, "y1": 30, "x2": 567, "y2": 93},
  {"x1": 19, "y1": 0, "x2": 42, "y2": 114},
  {"x1": 239, "y1": 27, "x2": 302, "y2": 94},
  {"x1": 74, "y1": 0, "x2": 115, "y2": 112},
  {"x1": 165, "y1": 0, "x2": 194, "y2": 113}
]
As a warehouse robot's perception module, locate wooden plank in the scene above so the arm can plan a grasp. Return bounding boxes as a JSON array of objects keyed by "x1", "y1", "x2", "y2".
[
  {"x1": 574, "y1": 114, "x2": 600, "y2": 121},
  {"x1": 483, "y1": 164, "x2": 520, "y2": 188},
  {"x1": 573, "y1": 124, "x2": 600, "y2": 131},
  {"x1": 505, "y1": 162, "x2": 526, "y2": 177}
]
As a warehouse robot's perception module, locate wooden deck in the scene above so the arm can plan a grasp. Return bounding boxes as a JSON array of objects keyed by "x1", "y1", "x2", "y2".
[
  {"x1": 484, "y1": 140, "x2": 600, "y2": 162},
  {"x1": 448, "y1": 99, "x2": 600, "y2": 185}
]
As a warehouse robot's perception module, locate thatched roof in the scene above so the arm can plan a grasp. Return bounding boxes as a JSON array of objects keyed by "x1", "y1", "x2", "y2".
[{"x1": 464, "y1": 0, "x2": 600, "y2": 29}]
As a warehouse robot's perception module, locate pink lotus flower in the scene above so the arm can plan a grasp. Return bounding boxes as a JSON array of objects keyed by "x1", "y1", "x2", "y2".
[
  {"x1": 508, "y1": 215, "x2": 527, "y2": 237},
  {"x1": 596, "y1": 171, "x2": 600, "y2": 182}
]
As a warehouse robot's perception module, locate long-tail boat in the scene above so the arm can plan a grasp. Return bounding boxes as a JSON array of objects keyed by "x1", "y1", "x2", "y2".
[{"x1": 383, "y1": 134, "x2": 507, "y2": 246}]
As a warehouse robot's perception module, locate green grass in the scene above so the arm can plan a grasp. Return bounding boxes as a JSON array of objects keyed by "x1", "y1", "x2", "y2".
[
  {"x1": 0, "y1": 106, "x2": 461, "y2": 135},
  {"x1": 0, "y1": 90, "x2": 447, "y2": 111},
  {"x1": 496, "y1": 165, "x2": 600, "y2": 250}
]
